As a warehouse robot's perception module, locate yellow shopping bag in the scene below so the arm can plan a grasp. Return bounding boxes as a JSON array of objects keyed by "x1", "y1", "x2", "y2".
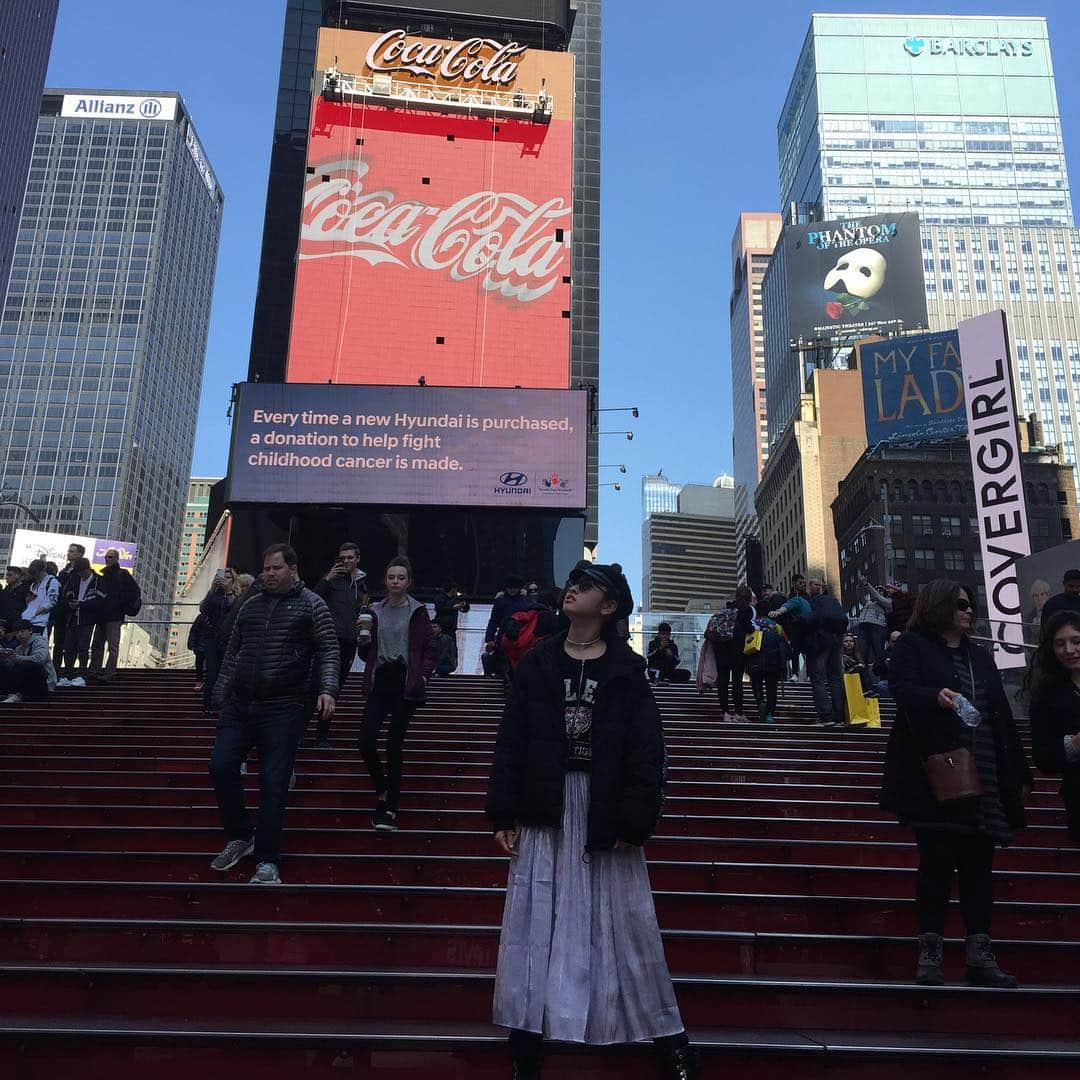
[
  {"x1": 743, "y1": 630, "x2": 763, "y2": 656},
  {"x1": 864, "y1": 695, "x2": 882, "y2": 729},
  {"x1": 844, "y1": 673, "x2": 871, "y2": 726}
]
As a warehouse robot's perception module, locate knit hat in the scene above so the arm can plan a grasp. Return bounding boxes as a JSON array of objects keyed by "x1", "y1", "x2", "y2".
[{"x1": 567, "y1": 561, "x2": 634, "y2": 622}]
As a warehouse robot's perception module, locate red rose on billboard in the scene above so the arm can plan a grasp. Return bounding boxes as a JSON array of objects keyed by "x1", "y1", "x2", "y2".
[{"x1": 826, "y1": 300, "x2": 844, "y2": 320}]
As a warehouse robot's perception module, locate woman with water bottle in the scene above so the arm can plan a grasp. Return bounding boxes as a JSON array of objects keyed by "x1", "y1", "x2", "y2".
[{"x1": 879, "y1": 579, "x2": 1031, "y2": 989}]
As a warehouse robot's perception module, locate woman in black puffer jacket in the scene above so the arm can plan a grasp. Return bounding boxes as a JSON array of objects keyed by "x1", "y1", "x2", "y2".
[
  {"x1": 880, "y1": 579, "x2": 1030, "y2": 990},
  {"x1": 487, "y1": 561, "x2": 697, "y2": 1080}
]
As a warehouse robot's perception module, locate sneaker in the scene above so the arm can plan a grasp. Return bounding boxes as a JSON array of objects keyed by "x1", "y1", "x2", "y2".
[
  {"x1": 289, "y1": 769, "x2": 296, "y2": 791},
  {"x1": 721, "y1": 712, "x2": 735, "y2": 724},
  {"x1": 2, "y1": 693, "x2": 21, "y2": 704},
  {"x1": 763, "y1": 713, "x2": 775, "y2": 725},
  {"x1": 249, "y1": 862, "x2": 282, "y2": 885},
  {"x1": 813, "y1": 718, "x2": 834, "y2": 728},
  {"x1": 733, "y1": 713, "x2": 749, "y2": 723},
  {"x1": 70, "y1": 676, "x2": 86, "y2": 688},
  {"x1": 314, "y1": 738, "x2": 332, "y2": 750},
  {"x1": 210, "y1": 837, "x2": 255, "y2": 872},
  {"x1": 373, "y1": 806, "x2": 398, "y2": 832},
  {"x1": 56, "y1": 678, "x2": 71, "y2": 688}
]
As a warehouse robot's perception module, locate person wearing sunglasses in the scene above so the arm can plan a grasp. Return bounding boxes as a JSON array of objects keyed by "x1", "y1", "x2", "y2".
[
  {"x1": 880, "y1": 579, "x2": 1031, "y2": 989},
  {"x1": 487, "y1": 561, "x2": 698, "y2": 1079}
]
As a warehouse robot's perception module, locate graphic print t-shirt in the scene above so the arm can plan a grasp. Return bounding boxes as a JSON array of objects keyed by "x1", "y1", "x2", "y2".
[{"x1": 560, "y1": 650, "x2": 602, "y2": 772}]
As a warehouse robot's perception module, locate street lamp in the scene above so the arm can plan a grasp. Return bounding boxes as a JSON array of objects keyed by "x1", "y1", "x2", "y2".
[
  {"x1": 0, "y1": 488, "x2": 41, "y2": 526},
  {"x1": 599, "y1": 407, "x2": 640, "y2": 418},
  {"x1": 600, "y1": 431, "x2": 633, "y2": 441},
  {"x1": 599, "y1": 464, "x2": 627, "y2": 473},
  {"x1": 600, "y1": 482, "x2": 622, "y2": 492}
]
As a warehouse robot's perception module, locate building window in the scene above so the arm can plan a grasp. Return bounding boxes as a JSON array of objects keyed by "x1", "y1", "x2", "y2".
[
  {"x1": 912, "y1": 514, "x2": 934, "y2": 535},
  {"x1": 892, "y1": 548, "x2": 907, "y2": 568},
  {"x1": 940, "y1": 516, "x2": 962, "y2": 537},
  {"x1": 915, "y1": 548, "x2": 936, "y2": 570},
  {"x1": 943, "y1": 550, "x2": 965, "y2": 572}
]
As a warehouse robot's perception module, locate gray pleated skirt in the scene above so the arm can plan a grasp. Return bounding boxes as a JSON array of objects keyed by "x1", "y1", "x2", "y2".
[{"x1": 492, "y1": 771, "x2": 684, "y2": 1045}]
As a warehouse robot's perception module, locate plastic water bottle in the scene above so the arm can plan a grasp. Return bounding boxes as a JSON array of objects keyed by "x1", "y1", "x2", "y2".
[{"x1": 953, "y1": 694, "x2": 981, "y2": 728}]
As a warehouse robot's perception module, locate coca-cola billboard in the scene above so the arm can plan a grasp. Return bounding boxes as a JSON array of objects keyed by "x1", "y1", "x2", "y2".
[{"x1": 285, "y1": 28, "x2": 575, "y2": 390}]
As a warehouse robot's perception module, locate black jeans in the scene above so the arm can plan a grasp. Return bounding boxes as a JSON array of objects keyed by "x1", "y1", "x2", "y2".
[
  {"x1": 914, "y1": 829, "x2": 995, "y2": 936},
  {"x1": 809, "y1": 637, "x2": 845, "y2": 724},
  {"x1": 715, "y1": 644, "x2": 745, "y2": 714},
  {"x1": 0, "y1": 662, "x2": 49, "y2": 697},
  {"x1": 209, "y1": 698, "x2": 309, "y2": 864},
  {"x1": 750, "y1": 671, "x2": 779, "y2": 716},
  {"x1": 202, "y1": 636, "x2": 222, "y2": 714},
  {"x1": 360, "y1": 662, "x2": 416, "y2": 811},
  {"x1": 61, "y1": 621, "x2": 94, "y2": 675}
]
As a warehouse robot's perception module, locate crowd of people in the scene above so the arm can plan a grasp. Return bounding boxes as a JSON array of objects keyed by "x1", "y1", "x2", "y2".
[
  {"x1": 0, "y1": 542, "x2": 141, "y2": 702},
  {"x1": 11, "y1": 534, "x2": 1080, "y2": 1076}
]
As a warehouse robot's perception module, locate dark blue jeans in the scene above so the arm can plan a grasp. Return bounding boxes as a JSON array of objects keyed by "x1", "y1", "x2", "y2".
[
  {"x1": 809, "y1": 636, "x2": 845, "y2": 724},
  {"x1": 858, "y1": 623, "x2": 888, "y2": 673},
  {"x1": 209, "y1": 698, "x2": 309, "y2": 864}
]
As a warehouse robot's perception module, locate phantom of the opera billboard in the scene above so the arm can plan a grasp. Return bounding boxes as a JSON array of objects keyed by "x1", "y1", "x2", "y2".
[
  {"x1": 785, "y1": 212, "x2": 929, "y2": 344},
  {"x1": 286, "y1": 26, "x2": 575, "y2": 390}
]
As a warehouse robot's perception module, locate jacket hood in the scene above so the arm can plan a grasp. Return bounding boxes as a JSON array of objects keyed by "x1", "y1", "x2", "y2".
[{"x1": 373, "y1": 595, "x2": 426, "y2": 619}]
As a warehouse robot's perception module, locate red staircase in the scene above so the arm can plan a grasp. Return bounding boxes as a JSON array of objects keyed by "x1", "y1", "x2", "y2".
[{"x1": 1, "y1": 671, "x2": 1079, "y2": 1078}]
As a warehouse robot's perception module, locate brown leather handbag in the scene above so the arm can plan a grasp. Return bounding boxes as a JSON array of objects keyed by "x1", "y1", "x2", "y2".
[{"x1": 923, "y1": 746, "x2": 983, "y2": 803}]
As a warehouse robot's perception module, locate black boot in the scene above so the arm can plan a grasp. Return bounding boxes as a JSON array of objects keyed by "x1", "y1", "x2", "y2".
[
  {"x1": 915, "y1": 932, "x2": 945, "y2": 986},
  {"x1": 656, "y1": 1033, "x2": 700, "y2": 1080},
  {"x1": 509, "y1": 1030, "x2": 543, "y2": 1079},
  {"x1": 965, "y1": 933, "x2": 1018, "y2": 989}
]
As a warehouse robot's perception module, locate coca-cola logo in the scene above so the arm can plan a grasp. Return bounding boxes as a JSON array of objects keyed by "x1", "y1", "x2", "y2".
[
  {"x1": 299, "y1": 159, "x2": 571, "y2": 303},
  {"x1": 365, "y1": 29, "x2": 527, "y2": 86}
]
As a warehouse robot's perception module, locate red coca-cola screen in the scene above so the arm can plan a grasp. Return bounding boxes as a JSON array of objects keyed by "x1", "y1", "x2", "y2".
[{"x1": 286, "y1": 28, "x2": 575, "y2": 390}]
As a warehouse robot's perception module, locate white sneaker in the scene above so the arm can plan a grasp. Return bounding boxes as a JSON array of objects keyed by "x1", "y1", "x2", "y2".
[
  {"x1": 722, "y1": 712, "x2": 735, "y2": 723},
  {"x1": 2, "y1": 693, "x2": 21, "y2": 704},
  {"x1": 249, "y1": 862, "x2": 282, "y2": 885},
  {"x1": 70, "y1": 677, "x2": 86, "y2": 688},
  {"x1": 56, "y1": 678, "x2": 71, "y2": 688}
]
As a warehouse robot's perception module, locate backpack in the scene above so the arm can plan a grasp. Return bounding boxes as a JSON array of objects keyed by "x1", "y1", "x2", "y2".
[
  {"x1": 122, "y1": 577, "x2": 142, "y2": 617},
  {"x1": 705, "y1": 608, "x2": 739, "y2": 643},
  {"x1": 501, "y1": 608, "x2": 543, "y2": 669},
  {"x1": 815, "y1": 595, "x2": 849, "y2": 635}
]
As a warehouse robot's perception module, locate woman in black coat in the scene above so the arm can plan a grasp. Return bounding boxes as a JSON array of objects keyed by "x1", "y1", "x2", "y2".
[
  {"x1": 487, "y1": 561, "x2": 697, "y2": 1080},
  {"x1": 1026, "y1": 610, "x2": 1080, "y2": 842},
  {"x1": 879, "y1": 579, "x2": 1031, "y2": 989}
]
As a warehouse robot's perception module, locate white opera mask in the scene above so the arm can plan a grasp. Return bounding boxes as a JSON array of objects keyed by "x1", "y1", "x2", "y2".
[{"x1": 824, "y1": 247, "x2": 887, "y2": 299}]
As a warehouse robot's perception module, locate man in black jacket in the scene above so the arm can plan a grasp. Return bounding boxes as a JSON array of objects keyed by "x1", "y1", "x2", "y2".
[
  {"x1": 90, "y1": 550, "x2": 141, "y2": 682},
  {"x1": 313, "y1": 541, "x2": 368, "y2": 747},
  {"x1": 50, "y1": 542, "x2": 85, "y2": 670},
  {"x1": 0, "y1": 567, "x2": 29, "y2": 631},
  {"x1": 1040, "y1": 569, "x2": 1080, "y2": 631},
  {"x1": 208, "y1": 544, "x2": 339, "y2": 885}
]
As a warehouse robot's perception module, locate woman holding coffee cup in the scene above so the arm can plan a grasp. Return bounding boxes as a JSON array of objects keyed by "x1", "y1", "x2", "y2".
[{"x1": 355, "y1": 556, "x2": 435, "y2": 832}]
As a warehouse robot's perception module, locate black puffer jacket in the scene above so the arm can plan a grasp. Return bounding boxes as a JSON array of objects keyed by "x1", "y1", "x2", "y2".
[
  {"x1": 213, "y1": 581, "x2": 339, "y2": 707},
  {"x1": 879, "y1": 629, "x2": 1031, "y2": 831},
  {"x1": 486, "y1": 632, "x2": 666, "y2": 851}
]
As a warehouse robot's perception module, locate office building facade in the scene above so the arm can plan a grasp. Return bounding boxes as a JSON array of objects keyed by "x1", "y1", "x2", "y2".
[
  {"x1": 729, "y1": 212, "x2": 782, "y2": 580},
  {"x1": 167, "y1": 475, "x2": 221, "y2": 660},
  {"x1": 643, "y1": 479, "x2": 738, "y2": 611},
  {"x1": 642, "y1": 472, "x2": 682, "y2": 516},
  {"x1": 241, "y1": 0, "x2": 601, "y2": 576},
  {"x1": 832, "y1": 442, "x2": 1078, "y2": 617},
  {"x1": 0, "y1": 1, "x2": 58, "y2": 301},
  {"x1": 0, "y1": 89, "x2": 223, "y2": 633}
]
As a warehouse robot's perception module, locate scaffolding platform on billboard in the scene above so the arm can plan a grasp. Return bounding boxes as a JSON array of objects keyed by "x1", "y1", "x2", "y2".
[{"x1": 322, "y1": 69, "x2": 553, "y2": 123}]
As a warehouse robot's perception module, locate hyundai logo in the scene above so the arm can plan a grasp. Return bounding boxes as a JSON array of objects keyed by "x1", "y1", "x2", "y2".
[
  {"x1": 139, "y1": 99, "x2": 163, "y2": 118},
  {"x1": 500, "y1": 472, "x2": 528, "y2": 487}
]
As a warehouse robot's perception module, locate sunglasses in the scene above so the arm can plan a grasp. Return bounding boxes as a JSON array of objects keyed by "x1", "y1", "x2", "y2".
[
  {"x1": 956, "y1": 597, "x2": 975, "y2": 613},
  {"x1": 527, "y1": 586, "x2": 539, "y2": 594},
  {"x1": 566, "y1": 572, "x2": 601, "y2": 593}
]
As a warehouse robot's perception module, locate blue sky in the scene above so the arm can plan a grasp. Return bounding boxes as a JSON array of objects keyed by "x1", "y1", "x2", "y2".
[{"x1": 46, "y1": 0, "x2": 1080, "y2": 601}]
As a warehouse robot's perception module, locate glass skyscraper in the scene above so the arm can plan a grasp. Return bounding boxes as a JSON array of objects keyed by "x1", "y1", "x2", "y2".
[
  {"x1": 763, "y1": 14, "x2": 1080, "y2": 484},
  {"x1": 780, "y1": 14, "x2": 1070, "y2": 227},
  {"x1": 0, "y1": 1, "x2": 59, "y2": 300},
  {"x1": 0, "y1": 89, "x2": 223, "y2": 640}
]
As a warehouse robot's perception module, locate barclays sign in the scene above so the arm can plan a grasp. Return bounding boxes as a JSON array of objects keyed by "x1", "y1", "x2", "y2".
[{"x1": 904, "y1": 35, "x2": 1034, "y2": 59}]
